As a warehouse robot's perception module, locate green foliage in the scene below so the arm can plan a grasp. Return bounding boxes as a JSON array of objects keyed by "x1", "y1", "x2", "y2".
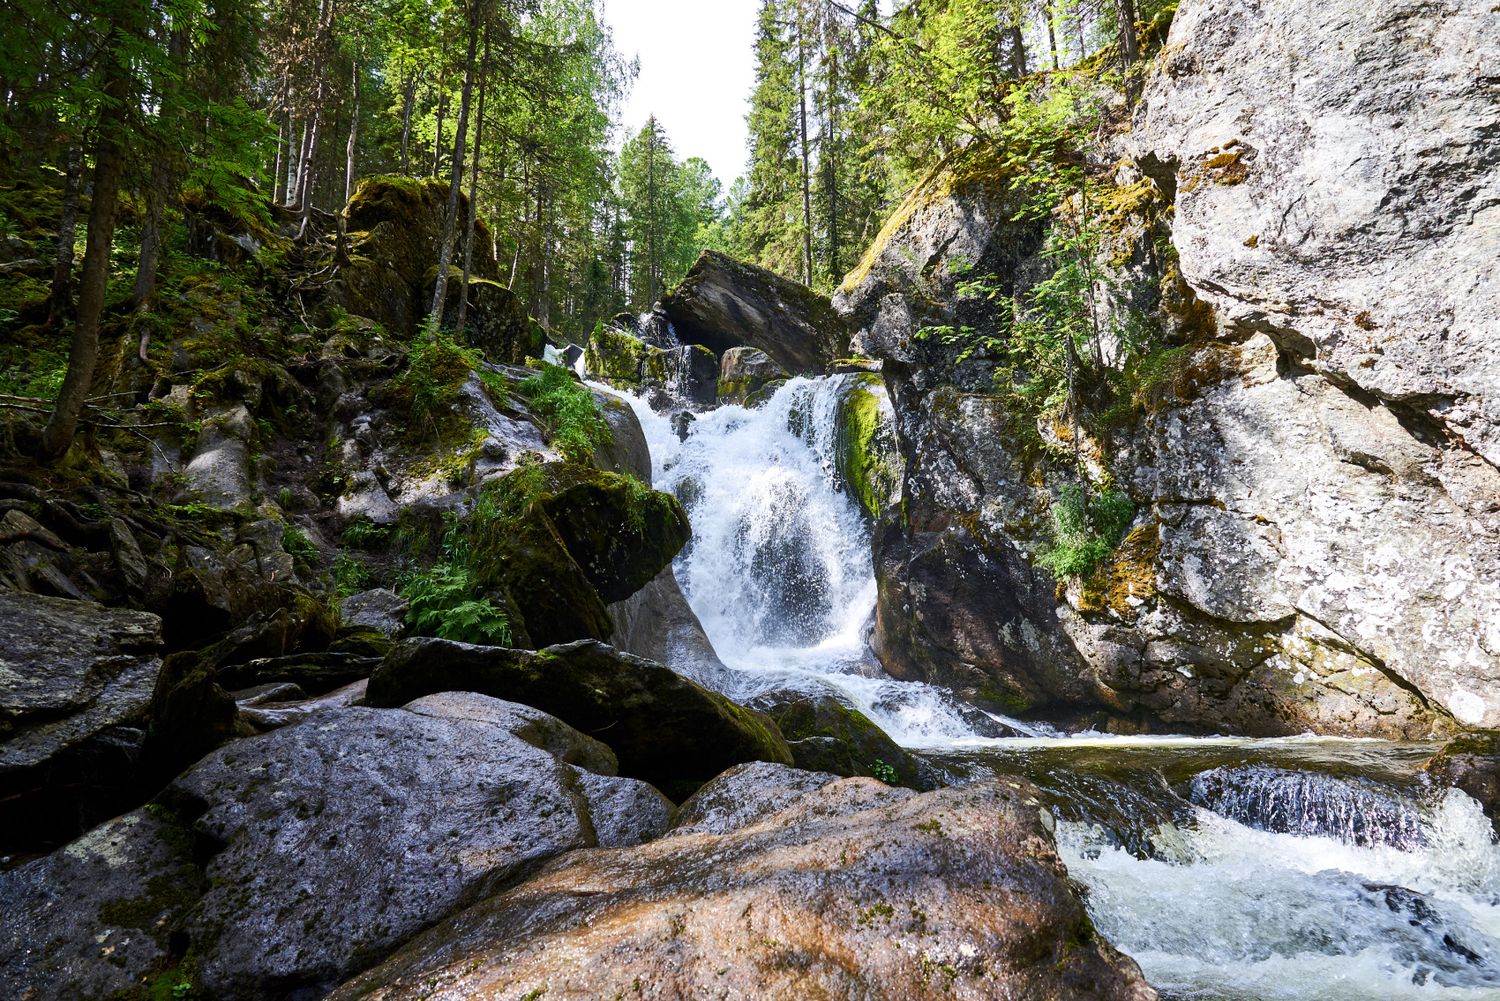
[
  {"x1": 333, "y1": 551, "x2": 371, "y2": 597},
  {"x1": 1036, "y1": 485, "x2": 1135, "y2": 580},
  {"x1": 871, "y1": 759, "x2": 898, "y2": 784},
  {"x1": 341, "y1": 516, "x2": 389, "y2": 550},
  {"x1": 282, "y1": 524, "x2": 319, "y2": 576},
  {"x1": 0, "y1": 344, "x2": 68, "y2": 399},
  {"x1": 399, "y1": 512, "x2": 511, "y2": 646},
  {"x1": 519, "y1": 362, "x2": 612, "y2": 461},
  {"x1": 383, "y1": 335, "x2": 485, "y2": 441},
  {"x1": 618, "y1": 118, "x2": 726, "y2": 306}
]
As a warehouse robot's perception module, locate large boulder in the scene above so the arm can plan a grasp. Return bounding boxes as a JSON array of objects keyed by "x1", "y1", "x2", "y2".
[
  {"x1": 584, "y1": 324, "x2": 719, "y2": 408},
  {"x1": 470, "y1": 462, "x2": 692, "y2": 647},
  {"x1": 0, "y1": 693, "x2": 673, "y2": 1001},
  {"x1": 748, "y1": 688, "x2": 926, "y2": 787},
  {"x1": 329, "y1": 176, "x2": 500, "y2": 337},
  {"x1": 1129, "y1": 0, "x2": 1499, "y2": 467},
  {"x1": 607, "y1": 565, "x2": 737, "y2": 690},
  {"x1": 329, "y1": 774, "x2": 1158, "y2": 1001},
  {"x1": 0, "y1": 593, "x2": 163, "y2": 853},
  {"x1": 717, "y1": 345, "x2": 788, "y2": 405},
  {"x1": 366, "y1": 638, "x2": 794, "y2": 795},
  {"x1": 662, "y1": 250, "x2": 851, "y2": 374}
]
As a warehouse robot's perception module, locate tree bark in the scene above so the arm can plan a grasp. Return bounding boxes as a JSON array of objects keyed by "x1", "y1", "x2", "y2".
[
  {"x1": 398, "y1": 72, "x2": 416, "y2": 174},
  {"x1": 46, "y1": 144, "x2": 82, "y2": 328},
  {"x1": 432, "y1": 90, "x2": 447, "y2": 178},
  {"x1": 344, "y1": 55, "x2": 361, "y2": 205},
  {"x1": 454, "y1": 22, "x2": 490, "y2": 339},
  {"x1": 1116, "y1": 0, "x2": 1139, "y2": 66},
  {"x1": 796, "y1": 4, "x2": 814, "y2": 288},
  {"x1": 40, "y1": 61, "x2": 129, "y2": 460},
  {"x1": 131, "y1": 157, "x2": 168, "y2": 311},
  {"x1": 1046, "y1": 5, "x2": 1061, "y2": 71},
  {"x1": 427, "y1": 4, "x2": 480, "y2": 335},
  {"x1": 295, "y1": 0, "x2": 335, "y2": 239},
  {"x1": 290, "y1": 117, "x2": 311, "y2": 208}
]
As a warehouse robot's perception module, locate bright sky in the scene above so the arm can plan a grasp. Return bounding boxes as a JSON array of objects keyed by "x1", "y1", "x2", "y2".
[{"x1": 602, "y1": 0, "x2": 761, "y2": 189}]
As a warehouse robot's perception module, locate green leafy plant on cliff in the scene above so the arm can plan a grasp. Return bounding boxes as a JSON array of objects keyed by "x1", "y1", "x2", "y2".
[
  {"x1": 519, "y1": 362, "x2": 612, "y2": 462},
  {"x1": 1036, "y1": 485, "x2": 1135, "y2": 580},
  {"x1": 399, "y1": 510, "x2": 511, "y2": 646}
]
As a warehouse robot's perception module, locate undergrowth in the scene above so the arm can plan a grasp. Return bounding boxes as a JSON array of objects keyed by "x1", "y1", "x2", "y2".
[
  {"x1": 399, "y1": 510, "x2": 511, "y2": 646},
  {"x1": 1036, "y1": 485, "x2": 1135, "y2": 580},
  {"x1": 519, "y1": 362, "x2": 611, "y2": 461}
]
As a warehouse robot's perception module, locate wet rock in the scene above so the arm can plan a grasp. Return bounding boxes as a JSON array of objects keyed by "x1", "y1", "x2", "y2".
[
  {"x1": 366, "y1": 638, "x2": 794, "y2": 796},
  {"x1": 169, "y1": 696, "x2": 658, "y2": 1000},
  {"x1": 669, "y1": 761, "x2": 840, "y2": 836},
  {"x1": 749, "y1": 688, "x2": 924, "y2": 787},
  {"x1": 329, "y1": 776, "x2": 1158, "y2": 1001},
  {"x1": 236, "y1": 679, "x2": 367, "y2": 732},
  {"x1": 833, "y1": 371, "x2": 903, "y2": 520},
  {"x1": 591, "y1": 390, "x2": 653, "y2": 480},
  {"x1": 215, "y1": 650, "x2": 381, "y2": 695},
  {"x1": 0, "y1": 808, "x2": 204, "y2": 1001},
  {"x1": 1426, "y1": 733, "x2": 1500, "y2": 838},
  {"x1": 584, "y1": 325, "x2": 718, "y2": 408},
  {"x1": 717, "y1": 346, "x2": 787, "y2": 404},
  {"x1": 0, "y1": 594, "x2": 162, "y2": 822},
  {"x1": 662, "y1": 250, "x2": 851, "y2": 374},
  {"x1": 404, "y1": 691, "x2": 618, "y2": 775},
  {"x1": 573, "y1": 769, "x2": 676, "y2": 847},
  {"x1": 607, "y1": 565, "x2": 736, "y2": 690},
  {"x1": 339, "y1": 588, "x2": 408, "y2": 639},
  {"x1": 145, "y1": 650, "x2": 246, "y2": 772}
]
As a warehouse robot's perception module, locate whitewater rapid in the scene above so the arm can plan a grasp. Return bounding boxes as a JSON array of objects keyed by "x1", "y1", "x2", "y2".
[{"x1": 594, "y1": 372, "x2": 1500, "y2": 1001}]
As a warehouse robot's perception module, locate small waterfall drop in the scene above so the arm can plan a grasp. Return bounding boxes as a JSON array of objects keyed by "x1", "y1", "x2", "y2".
[{"x1": 607, "y1": 375, "x2": 1039, "y2": 745}]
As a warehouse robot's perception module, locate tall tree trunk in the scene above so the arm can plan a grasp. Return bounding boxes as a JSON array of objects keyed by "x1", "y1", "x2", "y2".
[
  {"x1": 1046, "y1": 4, "x2": 1061, "y2": 70},
  {"x1": 454, "y1": 23, "x2": 490, "y2": 339},
  {"x1": 40, "y1": 61, "x2": 128, "y2": 460},
  {"x1": 296, "y1": 0, "x2": 335, "y2": 239},
  {"x1": 290, "y1": 117, "x2": 311, "y2": 208},
  {"x1": 796, "y1": 7, "x2": 814, "y2": 288},
  {"x1": 1116, "y1": 0, "x2": 1139, "y2": 66},
  {"x1": 272, "y1": 115, "x2": 287, "y2": 204},
  {"x1": 1007, "y1": 24, "x2": 1027, "y2": 77},
  {"x1": 432, "y1": 89, "x2": 447, "y2": 178},
  {"x1": 272, "y1": 70, "x2": 290, "y2": 203},
  {"x1": 131, "y1": 156, "x2": 169, "y2": 311},
  {"x1": 428, "y1": 5, "x2": 480, "y2": 335},
  {"x1": 46, "y1": 144, "x2": 82, "y2": 328},
  {"x1": 344, "y1": 56, "x2": 361, "y2": 205},
  {"x1": 399, "y1": 72, "x2": 416, "y2": 174}
]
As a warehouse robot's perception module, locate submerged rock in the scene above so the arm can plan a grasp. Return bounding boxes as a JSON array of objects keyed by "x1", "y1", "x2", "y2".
[
  {"x1": 662, "y1": 250, "x2": 851, "y2": 374},
  {"x1": 366, "y1": 638, "x2": 794, "y2": 796},
  {"x1": 329, "y1": 774, "x2": 1158, "y2": 1001}
]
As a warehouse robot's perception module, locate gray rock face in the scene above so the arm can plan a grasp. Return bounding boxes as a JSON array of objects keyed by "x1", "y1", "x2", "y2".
[
  {"x1": 1130, "y1": 0, "x2": 1500, "y2": 466},
  {"x1": 669, "y1": 761, "x2": 840, "y2": 836},
  {"x1": 662, "y1": 250, "x2": 851, "y2": 374},
  {"x1": 182, "y1": 405, "x2": 256, "y2": 509},
  {"x1": 329, "y1": 776, "x2": 1158, "y2": 1001},
  {"x1": 607, "y1": 565, "x2": 738, "y2": 690},
  {"x1": 1, "y1": 694, "x2": 675, "y2": 1000},
  {"x1": 0, "y1": 593, "x2": 162, "y2": 774},
  {"x1": 338, "y1": 588, "x2": 408, "y2": 639},
  {"x1": 838, "y1": 1, "x2": 1500, "y2": 736},
  {"x1": 718, "y1": 346, "x2": 788, "y2": 404},
  {"x1": 0, "y1": 808, "x2": 204, "y2": 1001}
]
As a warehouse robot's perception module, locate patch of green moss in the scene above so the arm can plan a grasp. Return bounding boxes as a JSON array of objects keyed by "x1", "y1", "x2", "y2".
[{"x1": 835, "y1": 375, "x2": 901, "y2": 521}]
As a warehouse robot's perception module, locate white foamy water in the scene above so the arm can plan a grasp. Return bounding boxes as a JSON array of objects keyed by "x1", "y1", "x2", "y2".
[
  {"x1": 603, "y1": 376, "x2": 1040, "y2": 744},
  {"x1": 594, "y1": 371, "x2": 1500, "y2": 1001}
]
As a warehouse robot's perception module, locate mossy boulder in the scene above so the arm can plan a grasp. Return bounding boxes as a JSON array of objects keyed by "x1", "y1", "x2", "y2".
[
  {"x1": 834, "y1": 373, "x2": 903, "y2": 520},
  {"x1": 328, "y1": 176, "x2": 498, "y2": 336},
  {"x1": 661, "y1": 250, "x2": 850, "y2": 374},
  {"x1": 718, "y1": 346, "x2": 788, "y2": 405},
  {"x1": 366, "y1": 638, "x2": 794, "y2": 796},
  {"x1": 467, "y1": 462, "x2": 691, "y2": 648},
  {"x1": 439, "y1": 275, "x2": 541, "y2": 365},
  {"x1": 748, "y1": 688, "x2": 925, "y2": 789},
  {"x1": 584, "y1": 325, "x2": 718, "y2": 406}
]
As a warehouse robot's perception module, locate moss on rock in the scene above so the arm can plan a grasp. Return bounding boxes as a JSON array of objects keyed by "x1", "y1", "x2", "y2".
[{"x1": 835, "y1": 374, "x2": 902, "y2": 521}]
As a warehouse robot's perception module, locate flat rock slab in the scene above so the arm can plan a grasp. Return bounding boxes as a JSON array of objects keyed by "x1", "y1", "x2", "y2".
[
  {"x1": 330, "y1": 774, "x2": 1158, "y2": 1001},
  {"x1": 0, "y1": 592, "x2": 162, "y2": 773},
  {"x1": 367, "y1": 638, "x2": 793, "y2": 795}
]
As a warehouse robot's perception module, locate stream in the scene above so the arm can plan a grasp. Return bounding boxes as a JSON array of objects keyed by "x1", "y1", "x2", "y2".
[{"x1": 600, "y1": 373, "x2": 1500, "y2": 1001}]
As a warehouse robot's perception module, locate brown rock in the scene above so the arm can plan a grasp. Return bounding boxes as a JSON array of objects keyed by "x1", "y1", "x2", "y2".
[{"x1": 331, "y1": 776, "x2": 1157, "y2": 1001}]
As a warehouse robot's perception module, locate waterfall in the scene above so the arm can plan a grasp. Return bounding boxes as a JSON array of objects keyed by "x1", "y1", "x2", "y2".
[
  {"x1": 595, "y1": 368, "x2": 1500, "y2": 1001},
  {"x1": 605, "y1": 375, "x2": 1040, "y2": 744}
]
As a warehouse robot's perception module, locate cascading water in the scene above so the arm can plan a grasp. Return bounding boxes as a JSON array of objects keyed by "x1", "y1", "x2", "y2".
[
  {"x1": 594, "y1": 372, "x2": 1500, "y2": 1001},
  {"x1": 608, "y1": 375, "x2": 1039, "y2": 745}
]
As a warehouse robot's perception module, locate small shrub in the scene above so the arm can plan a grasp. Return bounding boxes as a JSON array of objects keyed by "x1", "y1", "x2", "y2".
[
  {"x1": 333, "y1": 551, "x2": 370, "y2": 597},
  {"x1": 519, "y1": 362, "x2": 612, "y2": 461},
  {"x1": 401, "y1": 562, "x2": 511, "y2": 646},
  {"x1": 341, "y1": 515, "x2": 389, "y2": 549},
  {"x1": 282, "y1": 524, "x2": 319, "y2": 575},
  {"x1": 870, "y1": 759, "x2": 899, "y2": 785},
  {"x1": 1036, "y1": 485, "x2": 1135, "y2": 580}
]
